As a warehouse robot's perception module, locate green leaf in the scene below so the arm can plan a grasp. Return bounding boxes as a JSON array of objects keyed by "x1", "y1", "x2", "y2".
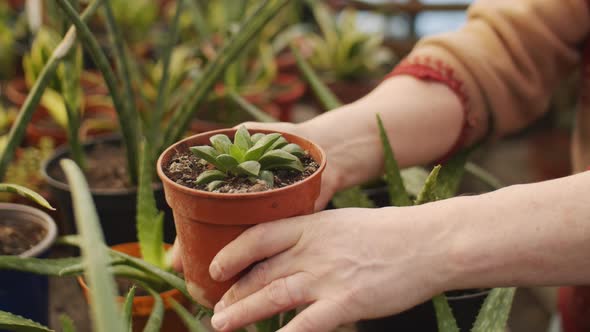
[
  {"x1": 400, "y1": 167, "x2": 429, "y2": 197},
  {"x1": 251, "y1": 133, "x2": 265, "y2": 144},
  {"x1": 0, "y1": 183, "x2": 55, "y2": 210},
  {"x1": 216, "y1": 154, "x2": 239, "y2": 172},
  {"x1": 210, "y1": 134, "x2": 233, "y2": 154},
  {"x1": 142, "y1": 286, "x2": 164, "y2": 332},
  {"x1": 281, "y1": 144, "x2": 305, "y2": 158},
  {"x1": 235, "y1": 161, "x2": 261, "y2": 177},
  {"x1": 376, "y1": 114, "x2": 412, "y2": 206},
  {"x1": 259, "y1": 150, "x2": 303, "y2": 172},
  {"x1": 60, "y1": 159, "x2": 126, "y2": 332},
  {"x1": 196, "y1": 170, "x2": 228, "y2": 185},
  {"x1": 471, "y1": 288, "x2": 516, "y2": 332},
  {"x1": 229, "y1": 144, "x2": 246, "y2": 163},
  {"x1": 207, "y1": 180, "x2": 225, "y2": 191},
  {"x1": 136, "y1": 143, "x2": 165, "y2": 268},
  {"x1": 269, "y1": 137, "x2": 288, "y2": 150},
  {"x1": 244, "y1": 133, "x2": 281, "y2": 161},
  {"x1": 190, "y1": 146, "x2": 221, "y2": 168},
  {"x1": 234, "y1": 126, "x2": 252, "y2": 151},
  {"x1": 256, "y1": 316, "x2": 280, "y2": 332},
  {"x1": 169, "y1": 299, "x2": 209, "y2": 332},
  {"x1": 432, "y1": 295, "x2": 460, "y2": 332},
  {"x1": 0, "y1": 310, "x2": 53, "y2": 332},
  {"x1": 434, "y1": 150, "x2": 469, "y2": 200},
  {"x1": 259, "y1": 170, "x2": 274, "y2": 188},
  {"x1": 281, "y1": 310, "x2": 297, "y2": 328},
  {"x1": 122, "y1": 286, "x2": 136, "y2": 332},
  {"x1": 331, "y1": 187, "x2": 376, "y2": 209},
  {"x1": 59, "y1": 315, "x2": 76, "y2": 332},
  {"x1": 227, "y1": 90, "x2": 278, "y2": 123},
  {"x1": 0, "y1": 257, "x2": 81, "y2": 276},
  {"x1": 415, "y1": 165, "x2": 441, "y2": 205}
]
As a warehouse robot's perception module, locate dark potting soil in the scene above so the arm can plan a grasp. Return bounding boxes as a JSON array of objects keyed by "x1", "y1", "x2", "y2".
[
  {"x1": 164, "y1": 151, "x2": 319, "y2": 193},
  {"x1": 0, "y1": 219, "x2": 47, "y2": 255},
  {"x1": 50, "y1": 143, "x2": 132, "y2": 189}
]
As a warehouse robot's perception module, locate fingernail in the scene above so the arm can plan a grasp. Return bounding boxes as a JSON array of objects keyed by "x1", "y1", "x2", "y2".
[
  {"x1": 210, "y1": 261, "x2": 222, "y2": 281},
  {"x1": 211, "y1": 312, "x2": 228, "y2": 330},
  {"x1": 214, "y1": 300, "x2": 226, "y2": 313}
]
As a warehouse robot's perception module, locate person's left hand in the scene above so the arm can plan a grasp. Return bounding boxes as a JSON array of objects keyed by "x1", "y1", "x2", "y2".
[{"x1": 207, "y1": 205, "x2": 455, "y2": 332}]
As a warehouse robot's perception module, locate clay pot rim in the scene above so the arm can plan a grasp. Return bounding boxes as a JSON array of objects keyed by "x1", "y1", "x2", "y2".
[
  {"x1": 157, "y1": 128, "x2": 327, "y2": 200},
  {"x1": 0, "y1": 203, "x2": 57, "y2": 258}
]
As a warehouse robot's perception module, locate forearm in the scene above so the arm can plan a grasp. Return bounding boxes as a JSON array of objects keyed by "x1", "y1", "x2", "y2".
[
  {"x1": 445, "y1": 172, "x2": 590, "y2": 290},
  {"x1": 298, "y1": 76, "x2": 464, "y2": 190}
]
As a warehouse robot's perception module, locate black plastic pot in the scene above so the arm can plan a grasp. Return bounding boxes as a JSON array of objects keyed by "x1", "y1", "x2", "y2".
[
  {"x1": 357, "y1": 289, "x2": 490, "y2": 332},
  {"x1": 0, "y1": 203, "x2": 57, "y2": 326},
  {"x1": 41, "y1": 136, "x2": 176, "y2": 245}
]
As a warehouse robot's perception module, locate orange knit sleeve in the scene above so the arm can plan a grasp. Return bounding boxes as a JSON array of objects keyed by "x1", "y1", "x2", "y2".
[{"x1": 388, "y1": 0, "x2": 590, "y2": 148}]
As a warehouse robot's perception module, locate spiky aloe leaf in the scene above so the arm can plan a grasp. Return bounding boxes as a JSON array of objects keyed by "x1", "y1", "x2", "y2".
[
  {"x1": 434, "y1": 150, "x2": 469, "y2": 200},
  {"x1": 332, "y1": 187, "x2": 375, "y2": 209},
  {"x1": 235, "y1": 161, "x2": 261, "y2": 177},
  {"x1": 169, "y1": 299, "x2": 208, "y2": 332},
  {"x1": 433, "y1": 295, "x2": 460, "y2": 332},
  {"x1": 59, "y1": 315, "x2": 76, "y2": 332},
  {"x1": 234, "y1": 126, "x2": 253, "y2": 151},
  {"x1": 244, "y1": 133, "x2": 282, "y2": 161},
  {"x1": 259, "y1": 150, "x2": 303, "y2": 171},
  {"x1": 196, "y1": 170, "x2": 228, "y2": 185},
  {"x1": 401, "y1": 167, "x2": 429, "y2": 197},
  {"x1": 0, "y1": 183, "x2": 55, "y2": 210},
  {"x1": 60, "y1": 159, "x2": 125, "y2": 332},
  {"x1": 216, "y1": 154, "x2": 239, "y2": 172},
  {"x1": 259, "y1": 170, "x2": 274, "y2": 188},
  {"x1": 471, "y1": 288, "x2": 516, "y2": 332},
  {"x1": 376, "y1": 114, "x2": 411, "y2": 206},
  {"x1": 0, "y1": 257, "x2": 81, "y2": 275},
  {"x1": 281, "y1": 144, "x2": 305, "y2": 158},
  {"x1": 190, "y1": 146, "x2": 221, "y2": 168},
  {"x1": 0, "y1": 310, "x2": 53, "y2": 332},
  {"x1": 227, "y1": 90, "x2": 278, "y2": 123},
  {"x1": 415, "y1": 165, "x2": 441, "y2": 205},
  {"x1": 136, "y1": 143, "x2": 165, "y2": 268},
  {"x1": 210, "y1": 134, "x2": 233, "y2": 154},
  {"x1": 122, "y1": 286, "x2": 136, "y2": 332},
  {"x1": 142, "y1": 286, "x2": 164, "y2": 332}
]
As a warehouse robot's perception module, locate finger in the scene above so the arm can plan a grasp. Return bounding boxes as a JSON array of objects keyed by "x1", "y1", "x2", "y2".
[
  {"x1": 211, "y1": 272, "x2": 313, "y2": 332},
  {"x1": 210, "y1": 219, "x2": 304, "y2": 282},
  {"x1": 165, "y1": 237, "x2": 183, "y2": 272},
  {"x1": 278, "y1": 301, "x2": 348, "y2": 332},
  {"x1": 216, "y1": 250, "x2": 295, "y2": 312}
]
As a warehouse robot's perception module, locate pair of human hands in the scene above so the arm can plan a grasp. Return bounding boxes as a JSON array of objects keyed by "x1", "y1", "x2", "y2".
[{"x1": 168, "y1": 122, "x2": 451, "y2": 331}]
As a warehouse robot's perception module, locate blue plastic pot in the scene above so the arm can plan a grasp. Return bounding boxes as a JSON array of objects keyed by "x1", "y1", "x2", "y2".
[{"x1": 0, "y1": 203, "x2": 57, "y2": 326}]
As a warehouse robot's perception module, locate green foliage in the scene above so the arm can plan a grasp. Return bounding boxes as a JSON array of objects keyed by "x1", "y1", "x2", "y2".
[
  {"x1": 141, "y1": 286, "x2": 165, "y2": 332},
  {"x1": 190, "y1": 126, "x2": 304, "y2": 190},
  {"x1": 0, "y1": 310, "x2": 53, "y2": 332},
  {"x1": 169, "y1": 299, "x2": 208, "y2": 332},
  {"x1": 61, "y1": 159, "x2": 125, "y2": 332},
  {"x1": 0, "y1": 183, "x2": 54, "y2": 210},
  {"x1": 432, "y1": 295, "x2": 460, "y2": 332},
  {"x1": 108, "y1": 0, "x2": 157, "y2": 43},
  {"x1": 331, "y1": 187, "x2": 376, "y2": 209},
  {"x1": 136, "y1": 143, "x2": 165, "y2": 269},
  {"x1": 471, "y1": 288, "x2": 516, "y2": 332},
  {"x1": 59, "y1": 315, "x2": 76, "y2": 332},
  {"x1": 122, "y1": 286, "x2": 136, "y2": 332},
  {"x1": 305, "y1": 1, "x2": 394, "y2": 81}
]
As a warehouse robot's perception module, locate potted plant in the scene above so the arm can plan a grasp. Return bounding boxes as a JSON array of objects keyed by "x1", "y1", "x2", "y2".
[
  {"x1": 157, "y1": 126, "x2": 327, "y2": 307},
  {"x1": 0, "y1": 184, "x2": 56, "y2": 326},
  {"x1": 304, "y1": 1, "x2": 395, "y2": 105}
]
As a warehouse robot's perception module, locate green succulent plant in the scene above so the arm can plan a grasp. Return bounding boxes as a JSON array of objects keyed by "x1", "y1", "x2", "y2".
[{"x1": 190, "y1": 126, "x2": 305, "y2": 191}]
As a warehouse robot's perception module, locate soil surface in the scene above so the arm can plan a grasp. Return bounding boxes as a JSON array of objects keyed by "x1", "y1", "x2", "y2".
[
  {"x1": 50, "y1": 143, "x2": 131, "y2": 189},
  {"x1": 164, "y1": 151, "x2": 319, "y2": 193},
  {"x1": 0, "y1": 219, "x2": 47, "y2": 255}
]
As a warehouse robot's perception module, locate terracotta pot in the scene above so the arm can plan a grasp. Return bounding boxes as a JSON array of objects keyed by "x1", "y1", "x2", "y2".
[
  {"x1": 157, "y1": 129, "x2": 327, "y2": 307},
  {"x1": 78, "y1": 243, "x2": 190, "y2": 332},
  {"x1": 26, "y1": 104, "x2": 117, "y2": 147},
  {"x1": 270, "y1": 74, "x2": 306, "y2": 122},
  {"x1": 559, "y1": 286, "x2": 590, "y2": 332}
]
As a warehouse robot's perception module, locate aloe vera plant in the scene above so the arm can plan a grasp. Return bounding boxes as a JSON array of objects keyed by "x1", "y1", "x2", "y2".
[{"x1": 190, "y1": 126, "x2": 305, "y2": 191}]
